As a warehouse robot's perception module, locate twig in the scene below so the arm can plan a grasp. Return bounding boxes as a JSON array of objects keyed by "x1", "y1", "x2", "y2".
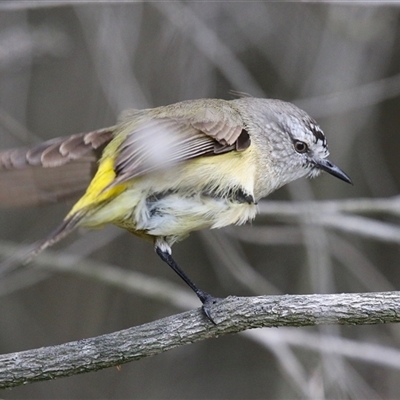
[
  {"x1": 257, "y1": 197, "x2": 400, "y2": 244},
  {"x1": 248, "y1": 327, "x2": 400, "y2": 370},
  {"x1": 258, "y1": 196, "x2": 400, "y2": 217},
  {"x1": 0, "y1": 241, "x2": 197, "y2": 309},
  {"x1": 153, "y1": 2, "x2": 264, "y2": 97}
]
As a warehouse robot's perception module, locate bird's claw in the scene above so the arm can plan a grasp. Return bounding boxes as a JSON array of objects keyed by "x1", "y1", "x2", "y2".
[{"x1": 200, "y1": 292, "x2": 223, "y2": 324}]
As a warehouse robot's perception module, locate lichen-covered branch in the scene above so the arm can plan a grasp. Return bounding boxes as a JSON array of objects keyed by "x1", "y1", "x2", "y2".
[{"x1": 1, "y1": 291, "x2": 400, "y2": 389}]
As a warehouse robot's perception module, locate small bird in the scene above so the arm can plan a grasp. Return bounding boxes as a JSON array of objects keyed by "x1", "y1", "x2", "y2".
[{"x1": 0, "y1": 98, "x2": 351, "y2": 321}]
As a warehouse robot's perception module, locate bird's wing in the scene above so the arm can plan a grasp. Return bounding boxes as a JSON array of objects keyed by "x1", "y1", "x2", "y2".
[
  {"x1": 112, "y1": 103, "x2": 250, "y2": 186},
  {"x1": 0, "y1": 128, "x2": 114, "y2": 207},
  {"x1": 0, "y1": 128, "x2": 114, "y2": 169},
  {"x1": 0, "y1": 100, "x2": 252, "y2": 205}
]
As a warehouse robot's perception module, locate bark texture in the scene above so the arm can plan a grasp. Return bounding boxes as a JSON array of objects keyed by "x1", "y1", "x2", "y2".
[{"x1": 1, "y1": 291, "x2": 399, "y2": 389}]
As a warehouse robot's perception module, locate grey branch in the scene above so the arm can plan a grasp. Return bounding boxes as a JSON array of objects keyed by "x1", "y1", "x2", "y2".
[
  {"x1": 257, "y1": 196, "x2": 400, "y2": 243},
  {"x1": 1, "y1": 291, "x2": 400, "y2": 389}
]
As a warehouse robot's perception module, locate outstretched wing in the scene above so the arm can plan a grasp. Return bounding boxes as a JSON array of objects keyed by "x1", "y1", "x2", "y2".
[
  {"x1": 0, "y1": 128, "x2": 114, "y2": 207},
  {"x1": 0, "y1": 127, "x2": 114, "y2": 169},
  {"x1": 111, "y1": 99, "x2": 250, "y2": 186},
  {"x1": 0, "y1": 99, "x2": 252, "y2": 205}
]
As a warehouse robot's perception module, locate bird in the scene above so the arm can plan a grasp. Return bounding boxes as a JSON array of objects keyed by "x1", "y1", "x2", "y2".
[{"x1": 0, "y1": 97, "x2": 352, "y2": 322}]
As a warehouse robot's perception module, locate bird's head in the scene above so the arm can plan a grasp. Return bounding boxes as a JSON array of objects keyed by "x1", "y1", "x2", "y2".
[{"x1": 253, "y1": 99, "x2": 352, "y2": 188}]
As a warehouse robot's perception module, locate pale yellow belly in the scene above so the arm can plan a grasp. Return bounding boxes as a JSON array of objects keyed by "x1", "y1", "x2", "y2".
[
  {"x1": 82, "y1": 187, "x2": 256, "y2": 240},
  {"x1": 76, "y1": 148, "x2": 260, "y2": 242},
  {"x1": 135, "y1": 191, "x2": 257, "y2": 236}
]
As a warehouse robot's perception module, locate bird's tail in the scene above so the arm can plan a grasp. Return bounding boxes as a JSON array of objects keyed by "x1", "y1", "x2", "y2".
[
  {"x1": 25, "y1": 211, "x2": 87, "y2": 263},
  {"x1": 0, "y1": 211, "x2": 88, "y2": 278}
]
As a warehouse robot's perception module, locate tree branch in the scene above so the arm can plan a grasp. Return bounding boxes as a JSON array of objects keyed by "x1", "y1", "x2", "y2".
[
  {"x1": 1, "y1": 291, "x2": 400, "y2": 389},
  {"x1": 257, "y1": 196, "x2": 400, "y2": 244}
]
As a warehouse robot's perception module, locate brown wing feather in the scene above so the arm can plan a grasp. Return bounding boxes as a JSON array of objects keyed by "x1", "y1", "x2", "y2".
[
  {"x1": 0, "y1": 127, "x2": 114, "y2": 170},
  {"x1": 0, "y1": 161, "x2": 96, "y2": 207},
  {"x1": 0, "y1": 127, "x2": 115, "y2": 207},
  {"x1": 112, "y1": 99, "x2": 250, "y2": 186},
  {"x1": 0, "y1": 99, "x2": 252, "y2": 205},
  {"x1": 114, "y1": 119, "x2": 216, "y2": 181}
]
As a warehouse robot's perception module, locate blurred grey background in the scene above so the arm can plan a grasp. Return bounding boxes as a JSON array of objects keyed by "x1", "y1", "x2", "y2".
[{"x1": 1, "y1": 2, "x2": 400, "y2": 399}]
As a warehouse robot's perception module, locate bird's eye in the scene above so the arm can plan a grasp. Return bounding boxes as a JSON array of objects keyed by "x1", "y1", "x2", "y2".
[{"x1": 294, "y1": 141, "x2": 308, "y2": 153}]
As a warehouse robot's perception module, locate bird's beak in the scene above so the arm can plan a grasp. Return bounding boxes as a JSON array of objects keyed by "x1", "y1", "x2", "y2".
[{"x1": 315, "y1": 159, "x2": 353, "y2": 184}]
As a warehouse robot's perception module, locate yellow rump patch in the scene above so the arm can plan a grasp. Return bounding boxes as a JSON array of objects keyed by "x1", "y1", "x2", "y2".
[{"x1": 67, "y1": 157, "x2": 127, "y2": 217}]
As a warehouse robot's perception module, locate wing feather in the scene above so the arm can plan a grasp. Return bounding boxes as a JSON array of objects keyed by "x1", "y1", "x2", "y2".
[
  {"x1": 0, "y1": 127, "x2": 114, "y2": 170},
  {"x1": 0, "y1": 99, "x2": 252, "y2": 204},
  {"x1": 0, "y1": 127, "x2": 114, "y2": 207},
  {"x1": 111, "y1": 99, "x2": 250, "y2": 186}
]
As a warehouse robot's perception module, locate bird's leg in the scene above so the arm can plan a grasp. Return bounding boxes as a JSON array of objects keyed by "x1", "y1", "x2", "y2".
[{"x1": 155, "y1": 245, "x2": 220, "y2": 323}]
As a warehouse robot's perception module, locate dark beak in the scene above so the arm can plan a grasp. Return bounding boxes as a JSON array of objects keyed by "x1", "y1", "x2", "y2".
[{"x1": 315, "y1": 159, "x2": 353, "y2": 184}]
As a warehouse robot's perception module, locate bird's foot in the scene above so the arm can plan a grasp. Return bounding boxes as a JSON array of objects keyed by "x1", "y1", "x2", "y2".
[{"x1": 196, "y1": 289, "x2": 223, "y2": 324}]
